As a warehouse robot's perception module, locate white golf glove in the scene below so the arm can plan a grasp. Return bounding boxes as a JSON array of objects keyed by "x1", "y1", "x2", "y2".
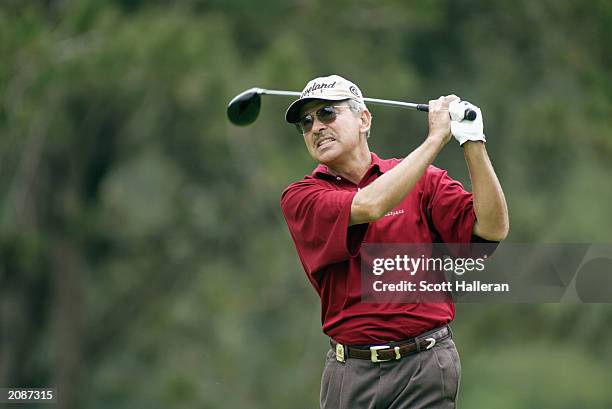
[{"x1": 449, "y1": 100, "x2": 486, "y2": 146}]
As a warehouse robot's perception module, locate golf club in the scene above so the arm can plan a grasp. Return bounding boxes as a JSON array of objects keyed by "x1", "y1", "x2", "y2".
[{"x1": 226, "y1": 87, "x2": 477, "y2": 126}]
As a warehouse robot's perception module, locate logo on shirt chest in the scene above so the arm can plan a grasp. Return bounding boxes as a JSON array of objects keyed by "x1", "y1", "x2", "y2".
[{"x1": 384, "y1": 209, "x2": 405, "y2": 217}]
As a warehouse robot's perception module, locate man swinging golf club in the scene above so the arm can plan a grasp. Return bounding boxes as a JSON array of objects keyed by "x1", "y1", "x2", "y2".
[{"x1": 280, "y1": 75, "x2": 509, "y2": 409}]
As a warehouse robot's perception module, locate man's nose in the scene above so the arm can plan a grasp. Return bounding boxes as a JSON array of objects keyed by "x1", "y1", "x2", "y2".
[{"x1": 312, "y1": 116, "x2": 327, "y2": 133}]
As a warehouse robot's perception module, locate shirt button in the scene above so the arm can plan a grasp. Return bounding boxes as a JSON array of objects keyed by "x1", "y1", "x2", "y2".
[{"x1": 336, "y1": 177, "x2": 341, "y2": 181}]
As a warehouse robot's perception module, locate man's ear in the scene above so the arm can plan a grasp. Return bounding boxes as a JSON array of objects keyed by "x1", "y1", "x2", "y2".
[{"x1": 360, "y1": 109, "x2": 372, "y2": 135}]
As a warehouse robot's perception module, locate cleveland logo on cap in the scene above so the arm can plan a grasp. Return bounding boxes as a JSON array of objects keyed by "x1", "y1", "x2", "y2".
[
  {"x1": 301, "y1": 81, "x2": 337, "y2": 98},
  {"x1": 285, "y1": 75, "x2": 364, "y2": 123}
]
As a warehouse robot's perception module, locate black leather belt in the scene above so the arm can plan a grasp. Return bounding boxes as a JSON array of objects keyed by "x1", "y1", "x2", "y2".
[{"x1": 330, "y1": 326, "x2": 451, "y2": 363}]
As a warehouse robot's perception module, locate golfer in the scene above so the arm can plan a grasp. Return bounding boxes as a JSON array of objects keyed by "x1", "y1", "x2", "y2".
[{"x1": 280, "y1": 75, "x2": 508, "y2": 409}]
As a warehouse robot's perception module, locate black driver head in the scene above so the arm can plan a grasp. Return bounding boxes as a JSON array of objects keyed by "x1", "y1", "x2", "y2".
[{"x1": 227, "y1": 88, "x2": 262, "y2": 126}]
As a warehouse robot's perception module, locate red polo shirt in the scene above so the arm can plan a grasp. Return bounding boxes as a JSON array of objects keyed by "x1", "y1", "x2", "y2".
[{"x1": 280, "y1": 153, "x2": 476, "y2": 345}]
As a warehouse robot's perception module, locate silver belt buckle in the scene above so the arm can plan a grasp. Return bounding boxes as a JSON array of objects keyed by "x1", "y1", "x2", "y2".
[{"x1": 370, "y1": 345, "x2": 391, "y2": 363}]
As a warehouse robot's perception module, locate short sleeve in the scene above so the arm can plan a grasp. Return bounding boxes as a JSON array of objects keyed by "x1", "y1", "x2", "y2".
[
  {"x1": 425, "y1": 167, "x2": 476, "y2": 244},
  {"x1": 280, "y1": 179, "x2": 368, "y2": 277}
]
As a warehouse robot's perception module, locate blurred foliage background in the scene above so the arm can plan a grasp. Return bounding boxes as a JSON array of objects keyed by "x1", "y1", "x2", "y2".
[{"x1": 1, "y1": 0, "x2": 611, "y2": 408}]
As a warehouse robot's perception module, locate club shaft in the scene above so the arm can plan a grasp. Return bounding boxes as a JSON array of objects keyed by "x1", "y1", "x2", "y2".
[
  {"x1": 260, "y1": 89, "x2": 428, "y2": 112},
  {"x1": 362, "y1": 97, "x2": 428, "y2": 112},
  {"x1": 260, "y1": 89, "x2": 300, "y2": 97}
]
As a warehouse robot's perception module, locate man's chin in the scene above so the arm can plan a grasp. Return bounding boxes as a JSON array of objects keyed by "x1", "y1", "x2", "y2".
[{"x1": 315, "y1": 148, "x2": 342, "y2": 165}]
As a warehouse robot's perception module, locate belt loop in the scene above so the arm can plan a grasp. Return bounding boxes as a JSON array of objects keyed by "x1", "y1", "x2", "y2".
[{"x1": 448, "y1": 325, "x2": 454, "y2": 339}]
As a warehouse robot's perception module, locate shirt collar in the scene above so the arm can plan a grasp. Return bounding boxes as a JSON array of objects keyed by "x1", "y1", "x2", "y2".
[{"x1": 312, "y1": 152, "x2": 394, "y2": 179}]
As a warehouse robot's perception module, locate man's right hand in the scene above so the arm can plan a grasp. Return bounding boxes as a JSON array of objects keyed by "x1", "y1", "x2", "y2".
[{"x1": 427, "y1": 95, "x2": 459, "y2": 145}]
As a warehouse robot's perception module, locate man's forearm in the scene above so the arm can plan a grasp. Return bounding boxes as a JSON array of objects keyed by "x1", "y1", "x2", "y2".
[
  {"x1": 463, "y1": 141, "x2": 509, "y2": 240},
  {"x1": 350, "y1": 136, "x2": 446, "y2": 225}
]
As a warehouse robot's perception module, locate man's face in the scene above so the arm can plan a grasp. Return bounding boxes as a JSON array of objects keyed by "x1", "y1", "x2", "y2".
[{"x1": 298, "y1": 100, "x2": 365, "y2": 164}]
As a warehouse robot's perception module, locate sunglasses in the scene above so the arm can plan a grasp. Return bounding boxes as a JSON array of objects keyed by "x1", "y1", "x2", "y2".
[{"x1": 296, "y1": 105, "x2": 351, "y2": 134}]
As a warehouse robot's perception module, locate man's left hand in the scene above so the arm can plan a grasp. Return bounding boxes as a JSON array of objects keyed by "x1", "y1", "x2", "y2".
[{"x1": 449, "y1": 100, "x2": 486, "y2": 146}]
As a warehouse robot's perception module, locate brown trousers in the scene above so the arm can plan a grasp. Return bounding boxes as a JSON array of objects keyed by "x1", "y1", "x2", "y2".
[{"x1": 320, "y1": 332, "x2": 461, "y2": 409}]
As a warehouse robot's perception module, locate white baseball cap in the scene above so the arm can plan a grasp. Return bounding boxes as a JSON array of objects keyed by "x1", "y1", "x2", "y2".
[{"x1": 285, "y1": 75, "x2": 364, "y2": 123}]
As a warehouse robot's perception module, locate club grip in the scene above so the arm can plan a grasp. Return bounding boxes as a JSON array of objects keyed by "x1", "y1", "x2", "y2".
[
  {"x1": 464, "y1": 109, "x2": 477, "y2": 121},
  {"x1": 417, "y1": 104, "x2": 477, "y2": 121}
]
